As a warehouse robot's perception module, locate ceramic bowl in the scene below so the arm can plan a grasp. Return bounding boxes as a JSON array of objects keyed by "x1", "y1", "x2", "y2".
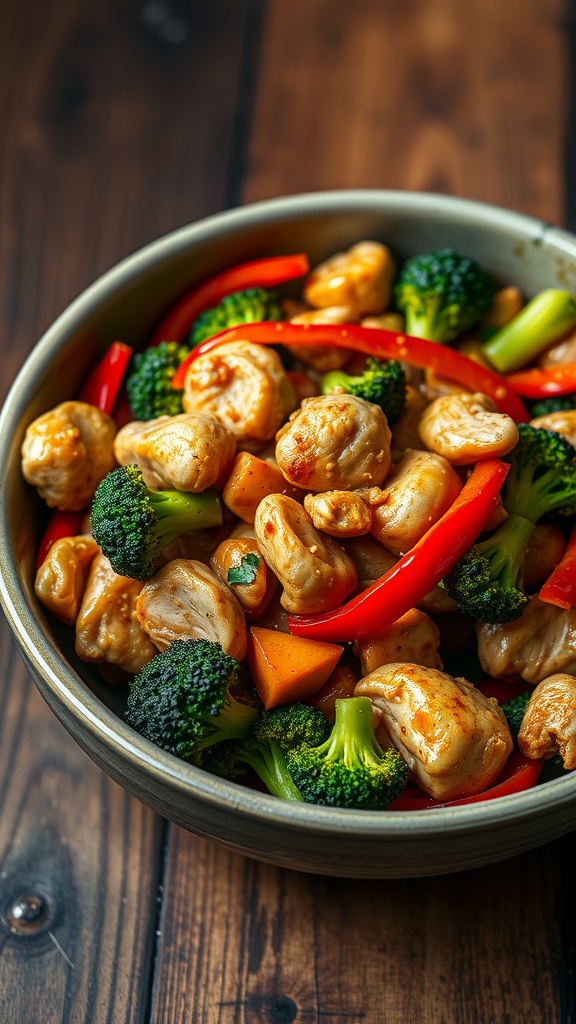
[{"x1": 2, "y1": 190, "x2": 576, "y2": 878}]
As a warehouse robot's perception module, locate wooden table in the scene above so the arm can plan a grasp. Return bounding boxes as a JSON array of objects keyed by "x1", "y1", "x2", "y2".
[{"x1": 1, "y1": 1, "x2": 575, "y2": 1020}]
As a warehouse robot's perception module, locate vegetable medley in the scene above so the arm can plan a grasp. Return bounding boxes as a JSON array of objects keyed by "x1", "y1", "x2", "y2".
[{"x1": 23, "y1": 238, "x2": 576, "y2": 811}]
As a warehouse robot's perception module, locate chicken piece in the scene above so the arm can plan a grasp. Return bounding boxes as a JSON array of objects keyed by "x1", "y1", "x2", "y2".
[
  {"x1": 477, "y1": 595, "x2": 576, "y2": 684},
  {"x1": 21, "y1": 401, "x2": 117, "y2": 510},
  {"x1": 518, "y1": 673, "x2": 576, "y2": 769},
  {"x1": 182, "y1": 340, "x2": 296, "y2": 446},
  {"x1": 209, "y1": 536, "x2": 276, "y2": 618},
  {"x1": 136, "y1": 558, "x2": 247, "y2": 661},
  {"x1": 370, "y1": 449, "x2": 462, "y2": 556},
  {"x1": 355, "y1": 663, "x2": 512, "y2": 801},
  {"x1": 253, "y1": 493, "x2": 357, "y2": 614},
  {"x1": 35, "y1": 534, "x2": 100, "y2": 625},
  {"x1": 75, "y1": 553, "x2": 157, "y2": 675},
  {"x1": 361, "y1": 312, "x2": 405, "y2": 332},
  {"x1": 418, "y1": 392, "x2": 519, "y2": 466},
  {"x1": 390, "y1": 386, "x2": 429, "y2": 457},
  {"x1": 287, "y1": 305, "x2": 357, "y2": 372},
  {"x1": 538, "y1": 327, "x2": 576, "y2": 368},
  {"x1": 303, "y1": 490, "x2": 373, "y2": 537},
  {"x1": 355, "y1": 609, "x2": 443, "y2": 675},
  {"x1": 422, "y1": 369, "x2": 471, "y2": 402},
  {"x1": 530, "y1": 409, "x2": 576, "y2": 449},
  {"x1": 483, "y1": 286, "x2": 523, "y2": 329},
  {"x1": 275, "y1": 394, "x2": 392, "y2": 491},
  {"x1": 523, "y1": 524, "x2": 567, "y2": 589},
  {"x1": 113, "y1": 412, "x2": 236, "y2": 492},
  {"x1": 304, "y1": 241, "x2": 396, "y2": 315}
]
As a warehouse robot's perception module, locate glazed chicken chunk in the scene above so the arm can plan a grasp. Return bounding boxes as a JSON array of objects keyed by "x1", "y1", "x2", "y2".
[
  {"x1": 303, "y1": 241, "x2": 396, "y2": 315},
  {"x1": 113, "y1": 412, "x2": 236, "y2": 492},
  {"x1": 182, "y1": 340, "x2": 296, "y2": 446},
  {"x1": 355, "y1": 664, "x2": 512, "y2": 801},
  {"x1": 21, "y1": 401, "x2": 117, "y2": 510},
  {"x1": 418, "y1": 392, "x2": 519, "y2": 465},
  {"x1": 275, "y1": 393, "x2": 392, "y2": 491},
  {"x1": 476, "y1": 596, "x2": 576, "y2": 684},
  {"x1": 518, "y1": 673, "x2": 576, "y2": 769},
  {"x1": 35, "y1": 534, "x2": 100, "y2": 625},
  {"x1": 354, "y1": 609, "x2": 443, "y2": 676}
]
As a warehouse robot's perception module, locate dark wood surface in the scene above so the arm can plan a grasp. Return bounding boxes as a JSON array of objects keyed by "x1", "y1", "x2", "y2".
[{"x1": 0, "y1": 1, "x2": 574, "y2": 1020}]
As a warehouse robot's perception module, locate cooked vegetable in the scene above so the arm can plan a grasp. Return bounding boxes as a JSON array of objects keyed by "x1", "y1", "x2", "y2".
[
  {"x1": 530, "y1": 392, "x2": 576, "y2": 417},
  {"x1": 125, "y1": 638, "x2": 258, "y2": 763},
  {"x1": 501, "y1": 691, "x2": 532, "y2": 743},
  {"x1": 387, "y1": 752, "x2": 543, "y2": 810},
  {"x1": 394, "y1": 248, "x2": 494, "y2": 343},
  {"x1": 91, "y1": 464, "x2": 222, "y2": 580},
  {"x1": 227, "y1": 552, "x2": 261, "y2": 585},
  {"x1": 222, "y1": 451, "x2": 304, "y2": 523},
  {"x1": 540, "y1": 523, "x2": 576, "y2": 609},
  {"x1": 247, "y1": 626, "x2": 344, "y2": 709},
  {"x1": 79, "y1": 340, "x2": 133, "y2": 415},
  {"x1": 189, "y1": 287, "x2": 283, "y2": 347},
  {"x1": 483, "y1": 289, "x2": 576, "y2": 373},
  {"x1": 509, "y1": 364, "x2": 576, "y2": 401},
  {"x1": 320, "y1": 357, "x2": 406, "y2": 424},
  {"x1": 126, "y1": 341, "x2": 189, "y2": 420},
  {"x1": 284, "y1": 696, "x2": 409, "y2": 809}
]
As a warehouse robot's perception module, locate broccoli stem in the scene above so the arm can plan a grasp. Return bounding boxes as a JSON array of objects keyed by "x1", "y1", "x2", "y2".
[
  {"x1": 241, "y1": 741, "x2": 304, "y2": 801},
  {"x1": 150, "y1": 487, "x2": 222, "y2": 543},
  {"x1": 482, "y1": 289, "x2": 576, "y2": 373},
  {"x1": 480, "y1": 511, "x2": 536, "y2": 584},
  {"x1": 320, "y1": 370, "x2": 351, "y2": 395},
  {"x1": 322, "y1": 696, "x2": 382, "y2": 766},
  {"x1": 197, "y1": 698, "x2": 259, "y2": 752}
]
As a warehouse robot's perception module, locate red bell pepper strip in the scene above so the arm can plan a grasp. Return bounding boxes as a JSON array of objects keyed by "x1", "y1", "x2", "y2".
[
  {"x1": 287, "y1": 459, "x2": 509, "y2": 643},
  {"x1": 37, "y1": 341, "x2": 133, "y2": 566},
  {"x1": 78, "y1": 340, "x2": 133, "y2": 415},
  {"x1": 150, "y1": 253, "x2": 310, "y2": 346},
  {"x1": 174, "y1": 322, "x2": 530, "y2": 421},
  {"x1": 387, "y1": 751, "x2": 543, "y2": 810},
  {"x1": 539, "y1": 522, "x2": 576, "y2": 609},
  {"x1": 476, "y1": 679, "x2": 534, "y2": 704},
  {"x1": 505, "y1": 362, "x2": 576, "y2": 399}
]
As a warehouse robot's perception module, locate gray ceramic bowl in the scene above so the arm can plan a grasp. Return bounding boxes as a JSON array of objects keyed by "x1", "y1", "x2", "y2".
[{"x1": 2, "y1": 190, "x2": 576, "y2": 878}]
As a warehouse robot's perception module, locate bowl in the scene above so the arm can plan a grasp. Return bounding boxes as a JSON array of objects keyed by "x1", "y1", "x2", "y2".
[{"x1": 2, "y1": 189, "x2": 576, "y2": 879}]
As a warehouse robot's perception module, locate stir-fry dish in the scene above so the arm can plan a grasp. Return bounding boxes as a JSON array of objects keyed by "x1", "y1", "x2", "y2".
[{"x1": 23, "y1": 239, "x2": 576, "y2": 810}]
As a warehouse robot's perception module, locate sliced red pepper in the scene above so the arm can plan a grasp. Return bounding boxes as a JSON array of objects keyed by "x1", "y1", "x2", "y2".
[
  {"x1": 79, "y1": 340, "x2": 133, "y2": 415},
  {"x1": 287, "y1": 459, "x2": 509, "y2": 643},
  {"x1": 387, "y1": 752, "x2": 543, "y2": 810},
  {"x1": 36, "y1": 509, "x2": 85, "y2": 567},
  {"x1": 505, "y1": 362, "x2": 576, "y2": 398},
  {"x1": 175, "y1": 322, "x2": 530, "y2": 421},
  {"x1": 539, "y1": 522, "x2": 576, "y2": 609},
  {"x1": 476, "y1": 679, "x2": 534, "y2": 704},
  {"x1": 151, "y1": 253, "x2": 310, "y2": 347}
]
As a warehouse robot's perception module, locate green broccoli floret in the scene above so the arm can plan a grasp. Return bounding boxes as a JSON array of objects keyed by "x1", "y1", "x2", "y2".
[
  {"x1": 126, "y1": 341, "x2": 189, "y2": 420},
  {"x1": 91, "y1": 464, "x2": 222, "y2": 580},
  {"x1": 319, "y1": 357, "x2": 406, "y2": 424},
  {"x1": 530, "y1": 392, "x2": 576, "y2": 418},
  {"x1": 482, "y1": 289, "x2": 576, "y2": 373},
  {"x1": 125, "y1": 639, "x2": 258, "y2": 763},
  {"x1": 252, "y1": 703, "x2": 330, "y2": 751},
  {"x1": 442, "y1": 425, "x2": 576, "y2": 622},
  {"x1": 394, "y1": 248, "x2": 494, "y2": 343},
  {"x1": 190, "y1": 287, "x2": 284, "y2": 346},
  {"x1": 501, "y1": 691, "x2": 532, "y2": 743},
  {"x1": 284, "y1": 697, "x2": 409, "y2": 810}
]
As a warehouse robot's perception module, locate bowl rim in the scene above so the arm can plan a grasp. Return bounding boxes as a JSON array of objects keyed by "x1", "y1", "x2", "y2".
[{"x1": 2, "y1": 187, "x2": 576, "y2": 838}]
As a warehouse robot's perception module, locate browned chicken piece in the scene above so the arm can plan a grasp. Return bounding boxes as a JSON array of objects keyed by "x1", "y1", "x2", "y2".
[
  {"x1": 523, "y1": 524, "x2": 567, "y2": 588},
  {"x1": 113, "y1": 412, "x2": 236, "y2": 492},
  {"x1": 530, "y1": 409, "x2": 576, "y2": 449},
  {"x1": 136, "y1": 558, "x2": 247, "y2": 661},
  {"x1": 422, "y1": 369, "x2": 471, "y2": 402},
  {"x1": 253, "y1": 493, "x2": 357, "y2": 614},
  {"x1": 182, "y1": 340, "x2": 296, "y2": 446},
  {"x1": 303, "y1": 490, "x2": 373, "y2": 537},
  {"x1": 210, "y1": 536, "x2": 277, "y2": 618},
  {"x1": 35, "y1": 534, "x2": 100, "y2": 625},
  {"x1": 75, "y1": 553, "x2": 157, "y2": 675},
  {"x1": 518, "y1": 673, "x2": 576, "y2": 769},
  {"x1": 390, "y1": 386, "x2": 429, "y2": 456},
  {"x1": 354, "y1": 609, "x2": 443, "y2": 675},
  {"x1": 418, "y1": 392, "x2": 519, "y2": 466},
  {"x1": 304, "y1": 241, "x2": 396, "y2": 315},
  {"x1": 21, "y1": 401, "x2": 117, "y2": 510},
  {"x1": 370, "y1": 449, "x2": 462, "y2": 556},
  {"x1": 287, "y1": 305, "x2": 357, "y2": 372},
  {"x1": 361, "y1": 312, "x2": 405, "y2": 332},
  {"x1": 538, "y1": 327, "x2": 576, "y2": 367},
  {"x1": 476, "y1": 596, "x2": 576, "y2": 684},
  {"x1": 275, "y1": 393, "x2": 392, "y2": 491},
  {"x1": 355, "y1": 663, "x2": 513, "y2": 801},
  {"x1": 483, "y1": 286, "x2": 523, "y2": 329}
]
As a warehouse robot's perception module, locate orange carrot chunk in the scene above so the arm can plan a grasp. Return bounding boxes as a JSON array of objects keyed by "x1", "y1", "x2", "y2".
[
  {"x1": 223, "y1": 452, "x2": 304, "y2": 523},
  {"x1": 247, "y1": 626, "x2": 343, "y2": 710}
]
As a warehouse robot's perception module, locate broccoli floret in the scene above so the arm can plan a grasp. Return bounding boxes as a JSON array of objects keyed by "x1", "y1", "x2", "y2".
[
  {"x1": 285, "y1": 696, "x2": 409, "y2": 810},
  {"x1": 482, "y1": 289, "x2": 576, "y2": 373},
  {"x1": 126, "y1": 341, "x2": 189, "y2": 420},
  {"x1": 394, "y1": 248, "x2": 494, "y2": 343},
  {"x1": 320, "y1": 357, "x2": 406, "y2": 424},
  {"x1": 252, "y1": 702, "x2": 330, "y2": 751},
  {"x1": 190, "y1": 287, "x2": 284, "y2": 346},
  {"x1": 501, "y1": 691, "x2": 532, "y2": 743},
  {"x1": 125, "y1": 639, "x2": 259, "y2": 763},
  {"x1": 530, "y1": 392, "x2": 576, "y2": 418},
  {"x1": 91, "y1": 464, "x2": 222, "y2": 580},
  {"x1": 442, "y1": 425, "x2": 576, "y2": 622}
]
